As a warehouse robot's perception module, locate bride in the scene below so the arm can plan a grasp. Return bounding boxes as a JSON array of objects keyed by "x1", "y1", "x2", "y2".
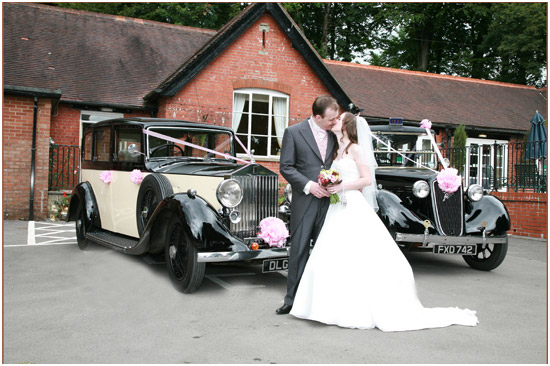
[{"x1": 289, "y1": 112, "x2": 478, "y2": 331}]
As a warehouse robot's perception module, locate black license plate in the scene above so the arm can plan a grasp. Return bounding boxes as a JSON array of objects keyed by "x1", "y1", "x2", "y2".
[
  {"x1": 433, "y1": 244, "x2": 477, "y2": 255},
  {"x1": 262, "y1": 258, "x2": 289, "y2": 273}
]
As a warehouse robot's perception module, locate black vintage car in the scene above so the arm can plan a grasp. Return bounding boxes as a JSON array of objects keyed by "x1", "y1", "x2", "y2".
[
  {"x1": 373, "y1": 124, "x2": 510, "y2": 270},
  {"x1": 68, "y1": 118, "x2": 289, "y2": 293},
  {"x1": 279, "y1": 124, "x2": 511, "y2": 271}
]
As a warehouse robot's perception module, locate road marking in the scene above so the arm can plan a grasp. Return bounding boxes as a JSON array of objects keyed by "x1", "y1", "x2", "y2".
[{"x1": 27, "y1": 221, "x2": 36, "y2": 245}]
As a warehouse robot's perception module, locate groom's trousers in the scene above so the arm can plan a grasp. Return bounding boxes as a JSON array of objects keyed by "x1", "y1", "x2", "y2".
[{"x1": 284, "y1": 196, "x2": 330, "y2": 306}]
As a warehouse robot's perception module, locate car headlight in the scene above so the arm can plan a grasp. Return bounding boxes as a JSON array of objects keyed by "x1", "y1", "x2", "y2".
[
  {"x1": 216, "y1": 179, "x2": 243, "y2": 208},
  {"x1": 412, "y1": 180, "x2": 430, "y2": 198},
  {"x1": 467, "y1": 184, "x2": 483, "y2": 202},
  {"x1": 284, "y1": 183, "x2": 292, "y2": 203}
]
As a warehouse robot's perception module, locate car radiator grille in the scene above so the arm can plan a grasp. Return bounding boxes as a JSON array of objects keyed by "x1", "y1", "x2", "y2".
[
  {"x1": 230, "y1": 175, "x2": 279, "y2": 240},
  {"x1": 432, "y1": 181, "x2": 464, "y2": 236}
]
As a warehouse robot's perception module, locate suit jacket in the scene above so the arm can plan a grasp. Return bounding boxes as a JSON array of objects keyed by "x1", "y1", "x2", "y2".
[{"x1": 280, "y1": 118, "x2": 337, "y2": 235}]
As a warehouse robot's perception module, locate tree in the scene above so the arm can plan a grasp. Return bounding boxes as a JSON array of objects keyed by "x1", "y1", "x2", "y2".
[{"x1": 452, "y1": 125, "x2": 468, "y2": 174}]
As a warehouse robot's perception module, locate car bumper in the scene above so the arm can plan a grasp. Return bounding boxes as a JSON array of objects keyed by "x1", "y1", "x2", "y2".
[
  {"x1": 395, "y1": 232, "x2": 508, "y2": 247},
  {"x1": 197, "y1": 246, "x2": 290, "y2": 263}
]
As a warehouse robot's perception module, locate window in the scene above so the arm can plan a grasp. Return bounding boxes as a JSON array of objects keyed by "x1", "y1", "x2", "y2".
[
  {"x1": 83, "y1": 130, "x2": 93, "y2": 161},
  {"x1": 232, "y1": 89, "x2": 288, "y2": 159},
  {"x1": 147, "y1": 127, "x2": 233, "y2": 159},
  {"x1": 466, "y1": 138, "x2": 508, "y2": 191},
  {"x1": 93, "y1": 127, "x2": 111, "y2": 162},
  {"x1": 115, "y1": 127, "x2": 142, "y2": 165}
]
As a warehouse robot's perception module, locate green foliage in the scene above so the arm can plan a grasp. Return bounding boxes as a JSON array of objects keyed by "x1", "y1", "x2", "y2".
[{"x1": 452, "y1": 125, "x2": 468, "y2": 173}]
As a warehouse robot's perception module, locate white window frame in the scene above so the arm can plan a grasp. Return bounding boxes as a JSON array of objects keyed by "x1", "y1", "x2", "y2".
[
  {"x1": 80, "y1": 110, "x2": 123, "y2": 142},
  {"x1": 232, "y1": 88, "x2": 289, "y2": 160},
  {"x1": 466, "y1": 137, "x2": 508, "y2": 192}
]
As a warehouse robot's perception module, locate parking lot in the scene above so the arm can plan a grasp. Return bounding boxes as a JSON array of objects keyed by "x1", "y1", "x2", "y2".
[{"x1": 3, "y1": 220, "x2": 548, "y2": 363}]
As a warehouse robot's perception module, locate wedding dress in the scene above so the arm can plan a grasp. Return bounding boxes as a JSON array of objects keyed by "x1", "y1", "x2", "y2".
[{"x1": 290, "y1": 157, "x2": 478, "y2": 331}]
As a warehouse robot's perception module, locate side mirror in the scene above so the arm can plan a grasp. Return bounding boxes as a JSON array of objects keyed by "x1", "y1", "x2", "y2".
[{"x1": 128, "y1": 143, "x2": 142, "y2": 157}]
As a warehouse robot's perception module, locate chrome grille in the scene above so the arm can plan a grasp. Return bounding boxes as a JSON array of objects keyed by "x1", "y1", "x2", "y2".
[
  {"x1": 230, "y1": 175, "x2": 278, "y2": 239},
  {"x1": 431, "y1": 181, "x2": 464, "y2": 236}
]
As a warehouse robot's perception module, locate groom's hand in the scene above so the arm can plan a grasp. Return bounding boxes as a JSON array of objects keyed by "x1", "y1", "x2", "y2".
[{"x1": 309, "y1": 182, "x2": 330, "y2": 198}]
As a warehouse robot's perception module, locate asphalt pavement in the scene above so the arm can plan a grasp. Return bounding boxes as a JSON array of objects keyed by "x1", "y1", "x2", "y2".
[{"x1": 2, "y1": 219, "x2": 548, "y2": 364}]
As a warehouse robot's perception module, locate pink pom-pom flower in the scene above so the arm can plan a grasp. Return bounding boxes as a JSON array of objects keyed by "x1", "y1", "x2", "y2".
[
  {"x1": 258, "y1": 217, "x2": 289, "y2": 248},
  {"x1": 420, "y1": 119, "x2": 432, "y2": 129},
  {"x1": 437, "y1": 168, "x2": 461, "y2": 194},
  {"x1": 130, "y1": 169, "x2": 144, "y2": 184},
  {"x1": 99, "y1": 170, "x2": 112, "y2": 184}
]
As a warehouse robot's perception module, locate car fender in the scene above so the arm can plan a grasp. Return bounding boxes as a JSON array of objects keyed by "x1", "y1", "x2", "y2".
[
  {"x1": 376, "y1": 189, "x2": 435, "y2": 235},
  {"x1": 143, "y1": 192, "x2": 247, "y2": 255},
  {"x1": 465, "y1": 194, "x2": 511, "y2": 234},
  {"x1": 67, "y1": 182, "x2": 101, "y2": 229}
]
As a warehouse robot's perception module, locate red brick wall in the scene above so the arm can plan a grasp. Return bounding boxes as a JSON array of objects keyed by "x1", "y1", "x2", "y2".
[
  {"x1": 158, "y1": 14, "x2": 331, "y2": 127},
  {"x1": 3, "y1": 95, "x2": 52, "y2": 220},
  {"x1": 490, "y1": 191, "x2": 548, "y2": 239},
  {"x1": 51, "y1": 104, "x2": 81, "y2": 145}
]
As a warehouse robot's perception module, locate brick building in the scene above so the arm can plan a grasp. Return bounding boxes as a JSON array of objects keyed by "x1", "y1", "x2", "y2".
[{"x1": 2, "y1": 3, "x2": 547, "y2": 237}]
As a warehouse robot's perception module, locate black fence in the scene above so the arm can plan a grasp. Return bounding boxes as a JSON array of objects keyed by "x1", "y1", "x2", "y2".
[
  {"x1": 49, "y1": 144, "x2": 80, "y2": 191},
  {"x1": 440, "y1": 140, "x2": 547, "y2": 193}
]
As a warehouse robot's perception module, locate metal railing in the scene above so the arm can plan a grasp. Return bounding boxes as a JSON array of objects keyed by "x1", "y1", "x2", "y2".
[
  {"x1": 49, "y1": 144, "x2": 80, "y2": 191},
  {"x1": 440, "y1": 140, "x2": 547, "y2": 193}
]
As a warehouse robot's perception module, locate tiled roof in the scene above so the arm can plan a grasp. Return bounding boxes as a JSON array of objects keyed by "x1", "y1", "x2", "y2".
[
  {"x1": 326, "y1": 60, "x2": 547, "y2": 132},
  {"x1": 3, "y1": 3, "x2": 216, "y2": 109}
]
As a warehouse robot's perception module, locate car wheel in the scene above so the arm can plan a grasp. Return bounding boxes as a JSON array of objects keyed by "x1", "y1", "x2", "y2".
[
  {"x1": 75, "y1": 204, "x2": 89, "y2": 250},
  {"x1": 136, "y1": 174, "x2": 173, "y2": 236},
  {"x1": 165, "y1": 219, "x2": 205, "y2": 293},
  {"x1": 462, "y1": 236, "x2": 508, "y2": 271}
]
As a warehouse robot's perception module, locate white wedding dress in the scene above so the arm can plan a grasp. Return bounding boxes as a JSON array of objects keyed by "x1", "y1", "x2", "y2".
[{"x1": 290, "y1": 157, "x2": 478, "y2": 331}]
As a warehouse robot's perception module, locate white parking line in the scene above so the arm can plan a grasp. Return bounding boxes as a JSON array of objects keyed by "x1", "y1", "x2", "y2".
[{"x1": 27, "y1": 221, "x2": 36, "y2": 245}]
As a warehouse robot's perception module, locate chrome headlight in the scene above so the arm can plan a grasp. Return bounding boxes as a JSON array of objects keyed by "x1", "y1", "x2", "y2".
[
  {"x1": 216, "y1": 179, "x2": 243, "y2": 208},
  {"x1": 284, "y1": 183, "x2": 292, "y2": 203},
  {"x1": 412, "y1": 180, "x2": 430, "y2": 198},
  {"x1": 467, "y1": 184, "x2": 483, "y2": 202}
]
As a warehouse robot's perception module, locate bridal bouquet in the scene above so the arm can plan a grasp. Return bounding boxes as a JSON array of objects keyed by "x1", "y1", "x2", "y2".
[{"x1": 318, "y1": 169, "x2": 342, "y2": 204}]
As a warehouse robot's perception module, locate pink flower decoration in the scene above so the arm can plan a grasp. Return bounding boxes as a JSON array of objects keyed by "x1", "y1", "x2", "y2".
[
  {"x1": 258, "y1": 217, "x2": 289, "y2": 248},
  {"x1": 130, "y1": 169, "x2": 144, "y2": 184},
  {"x1": 99, "y1": 170, "x2": 112, "y2": 184},
  {"x1": 437, "y1": 168, "x2": 461, "y2": 194},
  {"x1": 421, "y1": 119, "x2": 432, "y2": 129}
]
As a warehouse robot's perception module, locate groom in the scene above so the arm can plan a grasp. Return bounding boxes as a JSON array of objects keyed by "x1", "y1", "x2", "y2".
[{"x1": 277, "y1": 95, "x2": 340, "y2": 315}]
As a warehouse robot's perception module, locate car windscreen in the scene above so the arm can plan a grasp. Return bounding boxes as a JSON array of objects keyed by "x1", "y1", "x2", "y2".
[
  {"x1": 147, "y1": 127, "x2": 233, "y2": 160},
  {"x1": 372, "y1": 132, "x2": 436, "y2": 167}
]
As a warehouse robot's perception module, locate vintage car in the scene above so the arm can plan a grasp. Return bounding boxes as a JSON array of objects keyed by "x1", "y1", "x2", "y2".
[
  {"x1": 67, "y1": 118, "x2": 289, "y2": 293},
  {"x1": 280, "y1": 123, "x2": 511, "y2": 271}
]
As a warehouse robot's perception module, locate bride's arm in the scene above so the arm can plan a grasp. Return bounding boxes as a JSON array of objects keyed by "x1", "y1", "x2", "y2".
[{"x1": 327, "y1": 145, "x2": 371, "y2": 193}]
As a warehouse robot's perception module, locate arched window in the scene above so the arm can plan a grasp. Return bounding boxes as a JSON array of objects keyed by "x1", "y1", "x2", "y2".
[{"x1": 232, "y1": 88, "x2": 289, "y2": 159}]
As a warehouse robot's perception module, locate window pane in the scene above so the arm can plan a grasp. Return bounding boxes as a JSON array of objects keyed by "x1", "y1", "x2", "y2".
[
  {"x1": 251, "y1": 113, "x2": 269, "y2": 136},
  {"x1": 94, "y1": 127, "x2": 111, "y2": 162},
  {"x1": 270, "y1": 136, "x2": 281, "y2": 156},
  {"x1": 250, "y1": 135, "x2": 267, "y2": 156},
  {"x1": 116, "y1": 128, "x2": 141, "y2": 163}
]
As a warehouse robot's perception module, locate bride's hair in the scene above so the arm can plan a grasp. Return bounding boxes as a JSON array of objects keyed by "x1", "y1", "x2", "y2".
[{"x1": 341, "y1": 112, "x2": 358, "y2": 155}]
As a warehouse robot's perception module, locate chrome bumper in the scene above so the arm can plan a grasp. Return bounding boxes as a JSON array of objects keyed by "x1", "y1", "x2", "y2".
[
  {"x1": 197, "y1": 246, "x2": 290, "y2": 263},
  {"x1": 395, "y1": 232, "x2": 508, "y2": 247}
]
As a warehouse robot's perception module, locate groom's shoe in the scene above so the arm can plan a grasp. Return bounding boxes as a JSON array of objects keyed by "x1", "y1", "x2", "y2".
[{"x1": 276, "y1": 304, "x2": 292, "y2": 315}]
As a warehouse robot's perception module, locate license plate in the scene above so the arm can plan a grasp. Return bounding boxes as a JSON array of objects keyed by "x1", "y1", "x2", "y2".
[
  {"x1": 433, "y1": 244, "x2": 477, "y2": 255},
  {"x1": 262, "y1": 258, "x2": 289, "y2": 273}
]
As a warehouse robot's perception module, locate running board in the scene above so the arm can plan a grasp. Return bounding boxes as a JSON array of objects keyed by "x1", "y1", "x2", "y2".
[{"x1": 86, "y1": 230, "x2": 139, "y2": 252}]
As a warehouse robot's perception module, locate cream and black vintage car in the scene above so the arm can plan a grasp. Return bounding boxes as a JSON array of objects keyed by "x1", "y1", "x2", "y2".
[{"x1": 68, "y1": 118, "x2": 289, "y2": 293}]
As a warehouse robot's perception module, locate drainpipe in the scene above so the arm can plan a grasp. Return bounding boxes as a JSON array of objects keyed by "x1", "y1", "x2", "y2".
[{"x1": 29, "y1": 96, "x2": 38, "y2": 220}]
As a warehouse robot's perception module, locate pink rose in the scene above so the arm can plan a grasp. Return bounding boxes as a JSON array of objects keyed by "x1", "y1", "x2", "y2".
[
  {"x1": 258, "y1": 217, "x2": 289, "y2": 248},
  {"x1": 130, "y1": 169, "x2": 144, "y2": 184},
  {"x1": 421, "y1": 119, "x2": 432, "y2": 129},
  {"x1": 99, "y1": 170, "x2": 112, "y2": 184},
  {"x1": 437, "y1": 168, "x2": 461, "y2": 194}
]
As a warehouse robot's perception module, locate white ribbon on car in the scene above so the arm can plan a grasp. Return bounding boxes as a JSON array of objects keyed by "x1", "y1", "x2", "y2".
[{"x1": 142, "y1": 129, "x2": 253, "y2": 165}]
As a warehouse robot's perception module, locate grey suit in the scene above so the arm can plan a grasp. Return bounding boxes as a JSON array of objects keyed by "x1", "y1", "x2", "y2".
[{"x1": 280, "y1": 118, "x2": 337, "y2": 306}]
